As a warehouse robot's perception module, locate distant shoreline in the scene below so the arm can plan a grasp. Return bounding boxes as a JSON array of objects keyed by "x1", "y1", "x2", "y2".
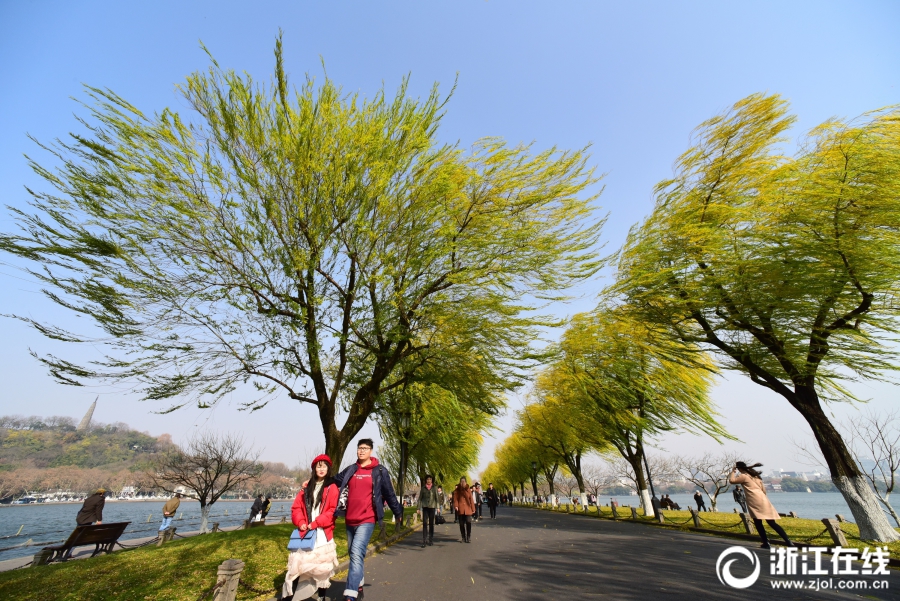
[{"x1": 0, "y1": 497, "x2": 293, "y2": 507}]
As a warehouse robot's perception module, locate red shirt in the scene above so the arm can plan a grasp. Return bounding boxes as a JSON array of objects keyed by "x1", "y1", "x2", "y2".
[
  {"x1": 345, "y1": 458, "x2": 378, "y2": 526},
  {"x1": 291, "y1": 482, "x2": 339, "y2": 541}
]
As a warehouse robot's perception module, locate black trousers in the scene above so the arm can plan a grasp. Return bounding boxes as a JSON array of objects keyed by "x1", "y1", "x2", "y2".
[
  {"x1": 488, "y1": 503, "x2": 497, "y2": 518},
  {"x1": 754, "y1": 518, "x2": 791, "y2": 546},
  {"x1": 421, "y1": 507, "x2": 435, "y2": 540},
  {"x1": 476, "y1": 504, "x2": 483, "y2": 519},
  {"x1": 457, "y1": 514, "x2": 472, "y2": 540}
]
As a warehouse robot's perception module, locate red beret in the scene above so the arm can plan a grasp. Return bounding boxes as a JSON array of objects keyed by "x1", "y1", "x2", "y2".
[{"x1": 311, "y1": 454, "x2": 332, "y2": 469}]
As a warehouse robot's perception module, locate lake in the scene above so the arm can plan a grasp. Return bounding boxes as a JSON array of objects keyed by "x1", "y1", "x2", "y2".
[
  {"x1": 549, "y1": 491, "x2": 896, "y2": 525},
  {"x1": 0, "y1": 498, "x2": 293, "y2": 562}
]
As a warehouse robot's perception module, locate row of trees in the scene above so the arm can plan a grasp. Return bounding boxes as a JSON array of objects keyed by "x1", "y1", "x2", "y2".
[
  {"x1": 487, "y1": 94, "x2": 900, "y2": 541},
  {"x1": 3, "y1": 38, "x2": 900, "y2": 539}
]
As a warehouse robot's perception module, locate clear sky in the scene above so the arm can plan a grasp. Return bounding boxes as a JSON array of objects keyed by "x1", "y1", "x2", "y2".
[{"x1": 1, "y1": 1, "x2": 898, "y2": 475}]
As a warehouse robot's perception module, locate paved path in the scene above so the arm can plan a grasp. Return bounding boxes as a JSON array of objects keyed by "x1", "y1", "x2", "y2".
[{"x1": 326, "y1": 507, "x2": 899, "y2": 601}]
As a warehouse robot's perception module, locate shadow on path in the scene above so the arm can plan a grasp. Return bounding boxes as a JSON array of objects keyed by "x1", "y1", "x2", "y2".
[{"x1": 334, "y1": 507, "x2": 899, "y2": 601}]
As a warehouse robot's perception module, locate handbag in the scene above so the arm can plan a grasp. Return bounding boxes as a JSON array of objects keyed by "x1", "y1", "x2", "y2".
[
  {"x1": 435, "y1": 514, "x2": 446, "y2": 525},
  {"x1": 287, "y1": 528, "x2": 317, "y2": 551}
]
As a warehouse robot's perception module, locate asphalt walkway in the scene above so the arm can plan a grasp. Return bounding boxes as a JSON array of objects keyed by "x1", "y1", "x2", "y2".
[{"x1": 325, "y1": 506, "x2": 899, "y2": 601}]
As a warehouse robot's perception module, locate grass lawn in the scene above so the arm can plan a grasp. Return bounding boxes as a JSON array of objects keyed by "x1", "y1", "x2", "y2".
[
  {"x1": 535, "y1": 503, "x2": 900, "y2": 559},
  {"x1": 0, "y1": 508, "x2": 417, "y2": 601}
]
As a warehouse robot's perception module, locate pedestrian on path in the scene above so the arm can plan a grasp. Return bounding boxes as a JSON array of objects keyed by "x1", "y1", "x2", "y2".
[
  {"x1": 729, "y1": 461, "x2": 793, "y2": 549},
  {"x1": 262, "y1": 495, "x2": 273, "y2": 519},
  {"x1": 473, "y1": 483, "x2": 484, "y2": 521},
  {"x1": 732, "y1": 484, "x2": 748, "y2": 514},
  {"x1": 485, "y1": 483, "x2": 500, "y2": 519},
  {"x1": 283, "y1": 454, "x2": 340, "y2": 601},
  {"x1": 453, "y1": 477, "x2": 476, "y2": 543},
  {"x1": 417, "y1": 475, "x2": 439, "y2": 547},
  {"x1": 333, "y1": 438, "x2": 403, "y2": 600},
  {"x1": 76, "y1": 488, "x2": 106, "y2": 525},
  {"x1": 159, "y1": 493, "x2": 182, "y2": 532},
  {"x1": 436, "y1": 486, "x2": 445, "y2": 516},
  {"x1": 693, "y1": 491, "x2": 707, "y2": 512}
]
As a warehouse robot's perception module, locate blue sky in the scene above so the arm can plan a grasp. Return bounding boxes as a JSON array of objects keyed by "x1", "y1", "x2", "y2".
[{"x1": 1, "y1": 1, "x2": 898, "y2": 474}]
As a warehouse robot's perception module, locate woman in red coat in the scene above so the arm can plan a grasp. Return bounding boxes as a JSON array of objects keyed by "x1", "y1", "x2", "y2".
[{"x1": 283, "y1": 454, "x2": 340, "y2": 601}]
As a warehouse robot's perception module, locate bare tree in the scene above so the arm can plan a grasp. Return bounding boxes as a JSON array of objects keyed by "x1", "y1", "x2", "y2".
[
  {"x1": 582, "y1": 463, "x2": 617, "y2": 498},
  {"x1": 675, "y1": 452, "x2": 740, "y2": 511},
  {"x1": 607, "y1": 455, "x2": 676, "y2": 499},
  {"x1": 149, "y1": 432, "x2": 263, "y2": 533},
  {"x1": 559, "y1": 474, "x2": 581, "y2": 499},
  {"x1": 795, "y1": 410, "x2": 900, "y2": 527}
]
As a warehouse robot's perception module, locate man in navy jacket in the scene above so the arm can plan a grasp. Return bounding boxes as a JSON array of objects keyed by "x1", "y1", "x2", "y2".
[{"x1": 333, "y1": 438, "x2": 403, "y2": 600}]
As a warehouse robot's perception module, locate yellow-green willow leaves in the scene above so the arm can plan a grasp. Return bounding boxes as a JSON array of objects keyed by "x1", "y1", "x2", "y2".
[{"x1": 611, "y1": 93, "x2": 900, "y2": 540}]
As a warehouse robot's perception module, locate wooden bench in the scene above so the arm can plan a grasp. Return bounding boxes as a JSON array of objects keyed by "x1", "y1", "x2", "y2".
[{"x1": 40, "y1": 522, "x2": 131, "y2": 563}]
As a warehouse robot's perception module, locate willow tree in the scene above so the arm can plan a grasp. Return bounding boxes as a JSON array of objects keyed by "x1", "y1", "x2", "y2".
[
  {"x1": 612, "y1": 93, "x2": 900, "y2": 540},
  {"x1": 0, "y1": 38, "x2": 605, "y2": 464},
  {"x1": 518, "y1": 371, "x2": 600, "y2": 496},
  {"x1": 376, "y1": 379, "x2": 497, "y2": 499},
  {"x1": 488, "y1": 431, "x2": 545, "y2": 498},
  {"x1": 558, "y1": 308, "x2": 727, "y2": 517}
]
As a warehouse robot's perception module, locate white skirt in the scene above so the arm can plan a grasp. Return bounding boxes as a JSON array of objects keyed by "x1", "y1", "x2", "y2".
[{"x1": 282, "y1": 531, "x2": 339, "y2": 598}]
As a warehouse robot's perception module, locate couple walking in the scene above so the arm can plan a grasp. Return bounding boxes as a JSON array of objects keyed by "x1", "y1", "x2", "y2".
[{"x1": 283, "y1": 438, "x2": 403, "y2": 601}]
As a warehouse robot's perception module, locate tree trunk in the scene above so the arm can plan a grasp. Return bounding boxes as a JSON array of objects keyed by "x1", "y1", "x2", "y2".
[
  {"x1": 530, "y1": 473, "x2": 539, "y2": 496},
  {"x1": 709, "y1": 494, "x2": 718, "y2": 512},
  {"x1": 568, "y1": 450, "x2": 586, "y2": 494},
  {"x1": 324, "y1": 433, "x2": 350, "y2": 474},
  {"x1": 199, "y1": 503, "x2": 211, "y2": 534},
  {"x1": 795, "y1": 386, "x2": 900, "y2": 541},
  {"x1": 625, "y1": 451, "x2": 654, "y2": 517}
]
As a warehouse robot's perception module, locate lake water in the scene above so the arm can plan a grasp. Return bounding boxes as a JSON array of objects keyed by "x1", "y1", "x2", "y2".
[
  {"x1": 555, "y1": 492, "x2": 894, "y2": 524},
  {"x1": 0, "y1": 499, "x2": 294, "y2": 562}
]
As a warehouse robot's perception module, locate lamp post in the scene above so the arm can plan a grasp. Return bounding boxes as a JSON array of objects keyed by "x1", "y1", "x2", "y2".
[
  {"x1": 398, "y1": 412, "x2": 410, "y2": 503},
  {"x1": 531, "y1": 461, "x2": 539, "y2": 505}
]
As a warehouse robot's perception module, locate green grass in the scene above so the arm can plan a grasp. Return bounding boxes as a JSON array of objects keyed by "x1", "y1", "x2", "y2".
[
  {"x1": 0, "y1": 508, "x2": 417, "y2": 601},
  {"x1": 533, "y1": 502, "x2": 900, "y2": 558}
]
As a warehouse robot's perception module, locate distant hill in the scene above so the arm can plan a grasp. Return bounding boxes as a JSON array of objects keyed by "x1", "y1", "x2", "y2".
[
  {"x1": 0, "y1": 414, "x2": 163, "y2": 470},
  {"x1": 0, "y1": 414, "x2": 301, "y2": 502}
]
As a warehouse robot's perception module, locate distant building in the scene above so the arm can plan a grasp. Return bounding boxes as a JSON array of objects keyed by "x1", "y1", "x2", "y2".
[{"x1": 76, "y1": 398, "x2": 97, "y2": 431}]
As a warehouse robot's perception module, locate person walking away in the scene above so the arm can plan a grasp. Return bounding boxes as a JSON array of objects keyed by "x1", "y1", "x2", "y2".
[
  {"x1": 729, "y1": 462, "x2": 793, "y2": 549},
  {"x1": 732, "y1": 484, "x2": 748, "y2": 513},
  {"x1": 250, "y1": 494, "x2": 265, "y2": 522},
  {"x1": 453, "y1": 477, "x2": 476, "y2": 543},
  {"x1": 262, "y1": 495, "x2": 273, "y2": 519},
  {"x1": 283, "y1": 454, "x2": 340, "y2": 601},
  {"x1": 76, "y1": 488, "x2": 106, "y2": 525},
  {"x1": 693, "y1": 491, "x2": 707, "y2": 512},
  {"x1": 417, "y1": 475, "x2": 439, "y2": 547},
  {"x1": 436, "y1": 486, "x2": 445, "y2": 516},
  {"x1": 472, "y1": 483, "x2": 484, "y2": 521},
  {"x1": 333, "y1": 438, "x2": 403, "y2": 601},
  {"x1": 485, "y1": 483, "x2": 500, "y2": 519},
  {"x1": 159, "y1": 493, "x2": 182, "y2": 532}
]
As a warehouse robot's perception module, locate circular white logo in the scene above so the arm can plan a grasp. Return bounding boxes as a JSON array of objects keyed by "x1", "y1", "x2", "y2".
[{"x1": 716, "y1": 546, "x2": 761, "y2": 589}]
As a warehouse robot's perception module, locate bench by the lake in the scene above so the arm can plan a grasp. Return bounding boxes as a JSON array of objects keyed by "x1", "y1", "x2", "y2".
[{"x1": 35, "y1": 522, "x2": 131, "y2": 564}]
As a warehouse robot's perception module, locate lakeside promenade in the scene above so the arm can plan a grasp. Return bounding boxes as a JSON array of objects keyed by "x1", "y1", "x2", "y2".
[
  {"x1": 349, "y1": 506, "x2": 898, "y2": 600},
  {"x1": 3, "y1": 506, "x2": 896, "y2": 599}
]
